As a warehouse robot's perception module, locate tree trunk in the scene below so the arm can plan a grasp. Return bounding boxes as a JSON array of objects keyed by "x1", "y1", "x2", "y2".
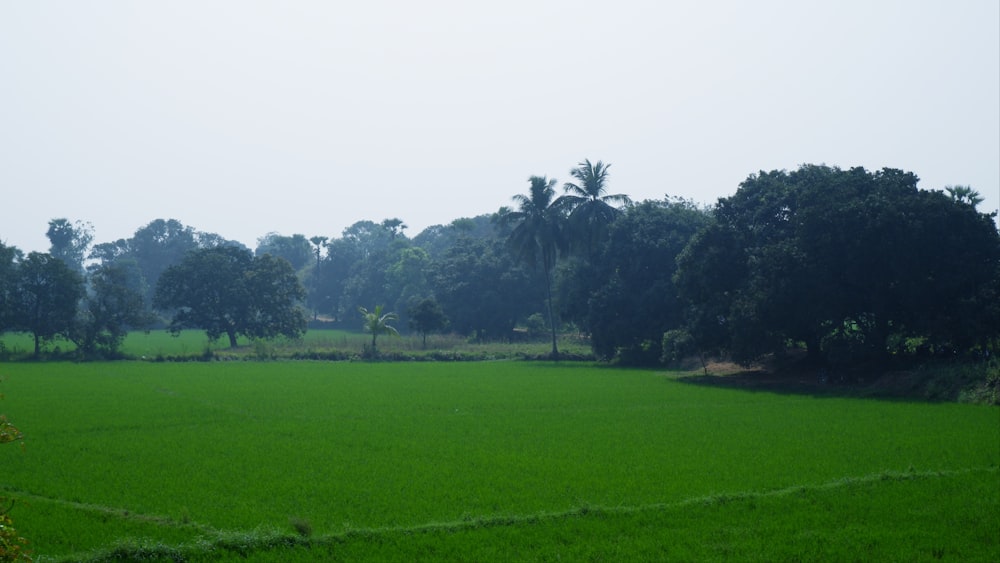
[
  {"x1": 228, "y1": 330, "x2": 239, "y2": 349},
  {"x1": 544, "y1": 263, "x2": 559, "y2": 360}
]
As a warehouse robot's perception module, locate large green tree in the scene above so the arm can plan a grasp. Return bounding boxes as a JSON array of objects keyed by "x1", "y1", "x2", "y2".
[
  {"x1": 502, "y1": 176, "x2": 567, "y2": 357},
  {"x1": 46, "y1": 218, "x2": 94, "y2": 274},
  {"x1": 72, "y1": 261, "x2": 151, "y2": 358},
  {"x1": 676, "y1": 164, "x2": 1000, "y2": 366},
  {"x1": 430, "y1": 236, "x2": 536, "y2": 342},
  {"x1": 12, "y1": 252, "x2": 85, "y2": 356},
  {"x1": 585, "y1": 199, "x2": 711, "y2": 364},
  {"x1": 153, "y1": 246, "x2": 306, "y2": 348}
]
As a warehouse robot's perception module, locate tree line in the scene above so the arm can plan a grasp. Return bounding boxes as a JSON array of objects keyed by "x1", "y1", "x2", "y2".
[{"x1": 1, "y1": 162, "x2": 997, "y2": 367}]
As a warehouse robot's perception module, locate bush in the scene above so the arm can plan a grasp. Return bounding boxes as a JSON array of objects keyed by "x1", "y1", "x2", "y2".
[{"x1": 661, "y1": 329, "x2": 696, "y2": 366}]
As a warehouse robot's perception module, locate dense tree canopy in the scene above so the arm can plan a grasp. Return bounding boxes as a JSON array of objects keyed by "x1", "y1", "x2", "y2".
[
  {"x1": 72, "y1": 260, "x2": 151, "y2": 358},
  {"x1": 675, "y1": 165, "x2": 1000, "y2": 366},
  {"x1": 585, "y1": 199, "x2": 712, "y2": 363},
  {"x1": 0, "y1": 243, "x2": 21, "y2": 334},
  {"x1": 154, "y1": 246, "x2": 306, "y2": 347},
  {"x1": 12, "y1": 252, "x2": 85, "y2": 356},
  {"x1": 3, "y1": 159, "x2": 997, "y2": 370},
  {"x1": 46, "y1": 218, "x2": 93, "y2": 274},
  {"x1": 255, "y1": 232, "x2": 313, "y2": 271}
]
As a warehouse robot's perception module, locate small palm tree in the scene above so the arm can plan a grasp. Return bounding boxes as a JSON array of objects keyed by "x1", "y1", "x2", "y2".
[
  {"x1": 944, "y1": 185, "x2": 984, "y2": 208},
  {"x1": 358, "y1": 305, "x2": 399, "y2": 357}
]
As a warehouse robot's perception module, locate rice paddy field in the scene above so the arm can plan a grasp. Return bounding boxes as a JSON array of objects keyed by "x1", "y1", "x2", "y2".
[{"x1": 0, "y1": 361, "x2": 997, "y2": 562}]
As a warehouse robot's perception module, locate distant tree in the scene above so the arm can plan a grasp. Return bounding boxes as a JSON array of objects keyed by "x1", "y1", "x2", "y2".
[
  {"x1": 585, "y1": 199, "x2": 711, "y2": 363},
  {"x1": 430, "y1": 236, "x2": 536, "y2": 342},
  {"x1": 306, "y1": 236, "x2": 329, "y2": 320},
  {"x1": 338, "y1": 220, "x2": 414, "y2": 320},
  {"x1": 381, "y1": 218, "x2": 408, "y2": 239},
  {"x1": 358, "y1": 305, "x2": 398, "y2": 357},
  {"x1": 944, "y1": 185, "x2": 984, "y2": 208},
  {"x1": 12, "y1": 252, "x2": 85, "y2": 356},
  {"x1": 47, "y1": 218, "x2": 94, "y2": 273},
  {"x1": 502, "y1": 176, "x2": 567, "y2": 358},
  {"x1": 72, "y1": 261, "x2": 152, "y2": 358},
  {"x1": 407, "y1": 297, "x2": 448, "y2": 348},
  {"x1": 560, "y1": 159, "x2": 632, "y2": 259},
  {"x1": 411, "y1": 215, "x2": 497, "y2": 258},
  {"x1": 342, "y1": 220, "x2": 395, "y2": 258},
  {"x1": 310, "y1": 237, "x2": 359, "y2": 322},
  {"x1": 255, "y1": 233, "x2": 313, "y2": 271},
  {"x1": 153, "y1": 246, "x2": 306, "y2": 348},
  {"x1": 386, "y1": 247, "x2": 432, "y2": 321},
  {"x1": 122, "y1": 219, "x2": 201, "y2": 306},
  {"x1": 308, "y1": 236, "x2": 328, "y2": 269},
  {"x1": 675, "y1": 165, "x2": 1000, "y2": 366},
  {"x1": 0, "y1": 242, "x2": 23, "y2": 334}
]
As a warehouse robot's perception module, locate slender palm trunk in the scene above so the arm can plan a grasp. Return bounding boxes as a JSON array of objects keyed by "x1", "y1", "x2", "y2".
[{"x1": 543, "y1": 260, "x2": 559, "y2": 360}]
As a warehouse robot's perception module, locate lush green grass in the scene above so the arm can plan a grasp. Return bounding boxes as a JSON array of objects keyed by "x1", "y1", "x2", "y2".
[{"x1": 0, "y1": 362, "x2": 997, "y2": 561}]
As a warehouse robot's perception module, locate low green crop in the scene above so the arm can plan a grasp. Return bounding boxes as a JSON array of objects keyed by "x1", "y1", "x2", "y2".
[{"x1": 0, "y1": 362, "x2": 996, "y2": 561}]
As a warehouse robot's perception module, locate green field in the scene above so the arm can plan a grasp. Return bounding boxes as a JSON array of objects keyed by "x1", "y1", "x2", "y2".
[
  {"x1": 0, "y1": 361, "x2": 997, "y2": 562},
  {"x1": 0, "y1": 329, "x2": 593, "y2": 362}
]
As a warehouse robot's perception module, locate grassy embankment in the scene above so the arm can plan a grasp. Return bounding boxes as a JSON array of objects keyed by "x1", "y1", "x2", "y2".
[{"x1": 0, "y1": 361, "x2": 996, "y2": 562}]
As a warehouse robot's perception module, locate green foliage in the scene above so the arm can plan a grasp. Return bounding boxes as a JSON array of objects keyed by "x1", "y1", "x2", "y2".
[
  {"x1": 358, "y1": 305, "x2": 398, "y2": 357},
  {"x1": 46, "y1": 217, "x2": 93, "y2": 274},
  {"x1": 676, "y1": 164, "x2": 1000, "y2": 366},
  {"x1": 406, "y1": 297, "x2": 447, "y2": 348},
  {"x1": 154, "y1": 246, "x2": 306, "y2": 348},
  {"x1": 560, "y1": 159, "x2": 632, "y2": 259},
  {"x1": 660, "y1": 329, "x2": 696, "y2": 367},
  {"x1": 0, "y1": 383, "x2": 29, "y2": 563},
  {"x1": 254, "y1": 233, "x2": 313, "y2": 271},
  {"x1": 584, "y1": 198, "x2": 712, "y2": 363},
  {"x1": 503, "y1": 176, "x2": 568, "y2": 357},
  {"x1": 72, "y1": 261, "x2": 151, "y2": 359},
  {"x1": 11, "y1": 252, "x2": 85, "y2": 357},
  {"x1": 0, "y1": 513, "x2": 31, "y2": 563},
  {"x1": 430, "y1": 237, "x2": 535, "y2": 342}
]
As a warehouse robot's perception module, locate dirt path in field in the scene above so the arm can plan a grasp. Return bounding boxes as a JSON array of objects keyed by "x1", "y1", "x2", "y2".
[{"x1": 672, "y1": 359, "x2": 936, "y2": 400}]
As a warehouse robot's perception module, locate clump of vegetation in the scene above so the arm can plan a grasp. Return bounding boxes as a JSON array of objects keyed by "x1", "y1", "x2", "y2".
[
  {"x1": 289, "y1": 517, "x2": 313, "y2": 538},
  {"x1": 0, "y1": 382, "x2": 29, "y2": 563}
]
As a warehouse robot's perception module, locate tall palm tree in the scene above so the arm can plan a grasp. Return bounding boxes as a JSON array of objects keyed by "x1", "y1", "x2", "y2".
[
  {"x1": 561, "y1": 159, "x2": 632, "y2": 259},
  {"x1": 358, "y1": 304, "x2": 399, "y2": 357},
  {"x1": 503, "y1": 176, "x2": 567, "y2": 358}
]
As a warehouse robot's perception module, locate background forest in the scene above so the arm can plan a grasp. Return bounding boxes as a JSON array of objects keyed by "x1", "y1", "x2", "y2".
[{"x1": 1, "y1": 162, "x2": 998, "y2": 372}]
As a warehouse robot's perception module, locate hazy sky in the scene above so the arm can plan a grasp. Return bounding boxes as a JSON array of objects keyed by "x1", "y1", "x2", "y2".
[{"x1": 2, "y1": 1, "x2": 998, "y2": 254}]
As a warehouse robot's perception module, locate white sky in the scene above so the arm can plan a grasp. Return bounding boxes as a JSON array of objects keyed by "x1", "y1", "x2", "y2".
[{"x1": 2, "y1": 1, "x2": 998, "y2": 254}]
